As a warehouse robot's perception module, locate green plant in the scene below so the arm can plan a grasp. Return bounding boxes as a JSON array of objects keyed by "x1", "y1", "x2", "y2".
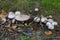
[{"x1": 20, "y1": 35, "x2": 29, "y2": 40}]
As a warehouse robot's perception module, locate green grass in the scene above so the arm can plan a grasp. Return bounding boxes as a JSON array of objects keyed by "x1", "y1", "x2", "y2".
[
  {"x1": 41, "y1": 0, "x2": 60, "y2": 25},
  {"x1": 41, "y1": 0, "x2": 60, "y2": 16},
  {"x1": 0, "y1": 0, "x2": 60, "y2": 18},
  {"x1": 20, "y1": 35, "x2": 29, "y2": 40}
]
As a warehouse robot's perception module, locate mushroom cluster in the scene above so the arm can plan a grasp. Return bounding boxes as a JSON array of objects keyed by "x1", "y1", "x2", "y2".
[{"x1": 41, "y1": 15, "x2": 58, "y2": 30}]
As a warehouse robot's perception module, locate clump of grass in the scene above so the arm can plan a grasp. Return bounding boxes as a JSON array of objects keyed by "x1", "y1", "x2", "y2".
[{"x1": 20, "y1": 35, "x2": 29, "y2": 40}]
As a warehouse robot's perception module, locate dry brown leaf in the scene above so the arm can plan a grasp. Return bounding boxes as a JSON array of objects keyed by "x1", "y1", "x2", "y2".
[
  {"x1": 8, "y1": 29, "x2": 13, "y2": 32},
  {"x1": 12, "y1": 25, "x2": 17, "y2": 29},
  {"x1": 45, "y1": 31, "x2": 53, "y2": 36}
]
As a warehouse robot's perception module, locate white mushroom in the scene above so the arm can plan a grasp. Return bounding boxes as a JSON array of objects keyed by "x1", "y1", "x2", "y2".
[
  {"x1": 47, "y1": 19, "x2": 54, "y2": 23},
  {"x1": 8, "y1": 12, "x2": 15, "y2": 19},
  {"x1": 35, "y1": 8, "x2": 39, "y2": 11},
  {"x1": 48, "y1": 24, "x2": 54, "y2": 30},
  {"x1": 15, "y1": 15, "x2": 30, "y2": 21},
  {"x1": 46, "y1": 22, "x2": 50, "y2": 26},
  {"x1": 34, "y1": 17, "x2": 40, "y2": 22},
  {"x1": 46, "y1": 22, "x2": 54, "y2": 30},
  {"x1": 52, "y1": 21, "x2": 58, "y2": 26},
  {"x1": 47, "y1": 19, "x2": 58, "y2": 26},
  {"x1": 41, "y1": 17, "x2": 47, "y2": 23},
  {"x1": 15, "y1": 11, "x2": 21, "y2": 16},
  {"x1": 34, "y1": 17, "x2": 37, "y2": 20}
]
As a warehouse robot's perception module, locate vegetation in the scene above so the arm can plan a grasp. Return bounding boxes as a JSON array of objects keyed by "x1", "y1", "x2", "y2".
[
  {"x1": 41, "y1": 0, "x2": 60, "y2": 16},
  {"x1": 0, "y1": 0, "x2": 60, "y2": 15},
  {"x1": 20, "y1": 35, "x2": 29, "y2": 40},
  {"x1": 0, "y1": 0, "x2": 60, "y2": 40}
]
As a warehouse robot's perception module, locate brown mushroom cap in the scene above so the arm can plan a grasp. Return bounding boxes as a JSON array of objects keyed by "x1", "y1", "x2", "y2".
[{"x1": 48, "y1": 15, "x2": 52, "y2": 19}]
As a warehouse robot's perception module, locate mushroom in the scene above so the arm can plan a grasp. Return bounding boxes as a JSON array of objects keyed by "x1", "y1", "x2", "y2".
[
  {"x1": 15, "y1": 11, "x2": 21, "y2": 16},
  {"x1": 8, "y1": 12, "x2": 15, "y2": 19},
  {"x1": 34, "y1": 17, "x2": 40, "y2": 22},
  {"x1": 46, "y1": 22, "x2": 54, "y2": 30},
  {"x1": 41, "y1": 17, "x2": 47, "y2": 23},
  {"x1": 52, "y1": 21, "x2": 58, "y2": 26},
  {"x1": 47, "y1": 15, "x2": 53, "y2": 19}
]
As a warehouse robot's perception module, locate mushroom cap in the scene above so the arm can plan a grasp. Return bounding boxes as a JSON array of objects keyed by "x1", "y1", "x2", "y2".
[
  {"x1": 8, "y1": 12, "x2": 14, "y2": 15},
  {"x1": 41, "y1": 17, "x2": 47, "y2": 23},
  {"x1": 52, "y1": 22, "x2": 58, "y2": 26},
  {"x1": 46, "y1": 22, "x2": 54, "y2": 30},
  {"x1": 8, "y1": 12, "x2": 15, "y2": 19},
  {"x1": 48, "y1": 15, "x2": 52, "y2": 18},
  {"x1": 47, "y1": 19, "x2": 54, "y2": 23},
  {"x1": 15, "y1": 11, "x2": 21, "y2": 16},
  {"x1": 15, "y1": 15, "x2": 30, "y2": 21},
  {"x1": 48, "y1": 24, "x2": 54, "y2": 30},
  {"x1": 35, "y1": 8, "x2": 39, "y2": 11},
  {"x1": 34, "y1": 17, "x2": 40, "y2": 22}
]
